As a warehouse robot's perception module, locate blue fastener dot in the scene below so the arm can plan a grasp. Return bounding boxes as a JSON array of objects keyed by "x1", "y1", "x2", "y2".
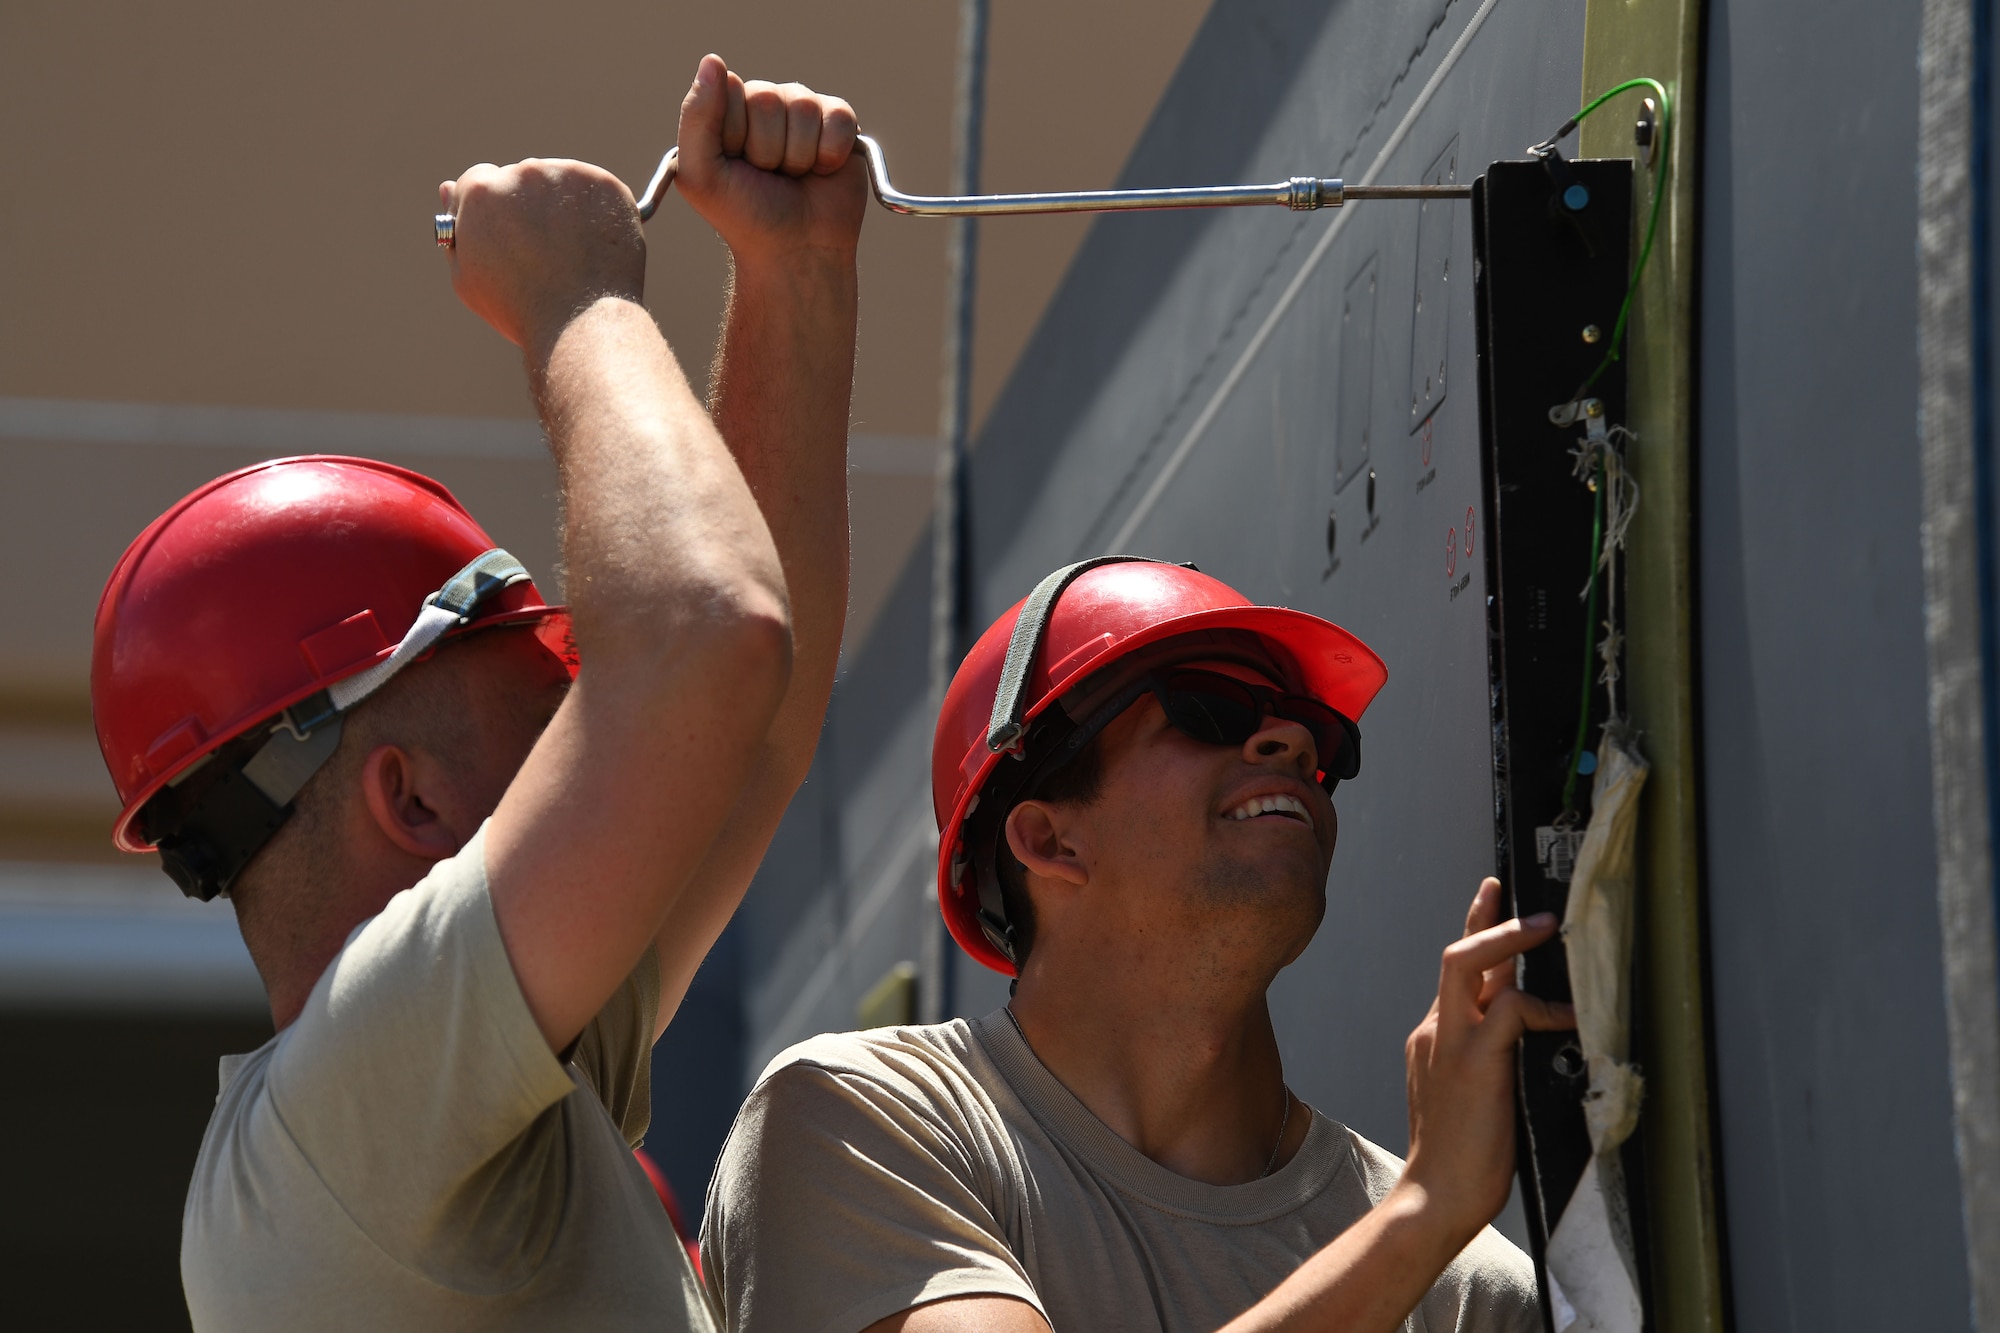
[
  {"x1": 1577, "y1": 750, "x2": 1598, "y2": 776},
  {"x1": 1563, "y1": 183, "x2": 1591, "y2": 211}
]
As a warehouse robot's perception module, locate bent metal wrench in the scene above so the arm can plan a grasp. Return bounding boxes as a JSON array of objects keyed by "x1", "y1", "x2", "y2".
[{"x1": 434, "y1": 133, "x2": 1471, "y2": 244}]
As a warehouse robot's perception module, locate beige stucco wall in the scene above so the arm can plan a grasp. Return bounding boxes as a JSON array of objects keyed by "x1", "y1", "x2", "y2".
[{"x1": 0, "y1": 0, "x2": 1208, "y2": 865}]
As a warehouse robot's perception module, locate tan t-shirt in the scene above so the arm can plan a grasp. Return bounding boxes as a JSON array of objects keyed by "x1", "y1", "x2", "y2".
[
  {"x1": 704, "y1": 1014, "x2": 1539, "y2": 1333},
  {"x1": 181, "y1": 826, "x2": 715, "y2": 1333}
]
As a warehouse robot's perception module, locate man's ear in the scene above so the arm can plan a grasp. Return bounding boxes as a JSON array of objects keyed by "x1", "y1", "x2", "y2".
[
  {"x1": 1004, "y1": 800, "x2": 1090, "y2": 889},
  {"x1": 358, "y1": 744, "x2": 462, "y2": 861}
]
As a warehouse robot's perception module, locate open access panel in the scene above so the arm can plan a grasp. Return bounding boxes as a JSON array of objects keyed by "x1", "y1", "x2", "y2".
[{"x1": 1474, "y1": 154, "x2": 1644, "y2": 1322}]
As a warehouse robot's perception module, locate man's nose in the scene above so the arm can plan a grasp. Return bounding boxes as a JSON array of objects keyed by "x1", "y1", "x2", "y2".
[{"x1": 1243, "y1": 712, "x2": 1318, "y2": 774}]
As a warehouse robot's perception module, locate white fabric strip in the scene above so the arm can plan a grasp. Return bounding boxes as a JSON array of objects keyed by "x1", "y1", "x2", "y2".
[{"x1": 326, "y1": 602, "x2": 463, "y2": 712}]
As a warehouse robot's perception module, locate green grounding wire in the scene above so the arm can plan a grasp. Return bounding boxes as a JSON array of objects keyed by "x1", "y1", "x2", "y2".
[{"x1": 1573, "y1": 76, "x2": 1674, "y2": 395}]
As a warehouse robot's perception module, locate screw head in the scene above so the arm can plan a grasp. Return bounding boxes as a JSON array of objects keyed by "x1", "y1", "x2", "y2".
[{"x1": 1635, "y1": 96, "x2": 1659, "y2": 169}]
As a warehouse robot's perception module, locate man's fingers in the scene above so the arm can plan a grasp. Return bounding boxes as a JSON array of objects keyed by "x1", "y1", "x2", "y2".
[
  {"x1": 1438, "y1": 912, "x2": 1556, "y2": 1016},
  {"x1": 1463, "y1": 876, "x2": 1503, "y2": 938},
  {"x1": 687, "y1": 64, "x2": 856, "y2": 188},
  {"x1": 680, "y1": 56, "x2": 729, "y2": 171},
  {"x1": 721, "y1": 71, "x2": 748, "y2": 157},
  {"x1": 1483, "y1": 989, "x2": 1577, "y2": 1041},
  {"x1": 1447, "y1": 912, "x2": 1558, "y2": 978},
  {"x1": 816, "y1": 97, "x2": 859, "y2": 174},
  {"x1": 1464, "y1": 878, "x2": 1519, "y2": 1013},
  {"x1": 741, "y1": 81, "x2": 788, "y2": 171},
  {"x1": 780, "y1": 87, "x2": 822, "y2": 176},
  {"x1": 448, "y1": 164, "x2": 501, "y2": 225},
  {"x1": 1520, "y1": 994, "x2": 1577, "y2": 1032}
]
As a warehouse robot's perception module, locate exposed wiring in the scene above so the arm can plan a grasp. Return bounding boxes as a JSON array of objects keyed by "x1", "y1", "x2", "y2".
[
  {"x1": 1561, "y1": 451, "x2": 1608, "y2": 817},
  {"x1": 1559, "y1": 419, "x2": 1642, "y2": 818},
  {"x1": 1595, "y1": 425, "x2": 1639, "y2": 723},
  {"x1": 1533, "y1": 77, "x2": 1674, "y2": 399},
  {"x1": 1538, "y1": 77, "x2": 1668, "y2": 819}
]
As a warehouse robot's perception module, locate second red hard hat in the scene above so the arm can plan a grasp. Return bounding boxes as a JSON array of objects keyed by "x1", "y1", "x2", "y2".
[{"x1": 932, "y1": 558, "x2": 1387, "y2": 976}]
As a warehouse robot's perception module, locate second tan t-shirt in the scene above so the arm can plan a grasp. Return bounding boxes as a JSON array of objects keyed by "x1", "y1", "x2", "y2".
[{"x1": 703, "y1": 1012, "x2": 1540, "y2": 1333}]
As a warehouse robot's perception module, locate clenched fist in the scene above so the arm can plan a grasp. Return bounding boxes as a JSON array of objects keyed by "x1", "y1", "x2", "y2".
[
  {"x1": 439, "y1": 159, "x2": 646, "y2": 356},
  {"x1": 674, "y1": 54, "x2": 867, "y2": 269}
]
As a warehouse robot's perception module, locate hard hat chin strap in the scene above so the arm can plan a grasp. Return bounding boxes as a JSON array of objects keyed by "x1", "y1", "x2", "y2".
[
  {"x1": 327, "y1": 548, "x2": 532, "y2": 712},
  {"x1": 145, "y1": 549, "x2": 533, "y2": 902},
  {"x1": 972, "y1": 554, "x2": 1210, "y2": 965},
  {"x1": 986, "y1": 556, "x2": 1163, "y2": 756}
]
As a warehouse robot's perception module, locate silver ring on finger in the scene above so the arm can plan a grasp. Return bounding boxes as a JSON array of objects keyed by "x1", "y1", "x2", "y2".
[{"x1": 434, "y1": 213, "x2": 456, "y2": 248}]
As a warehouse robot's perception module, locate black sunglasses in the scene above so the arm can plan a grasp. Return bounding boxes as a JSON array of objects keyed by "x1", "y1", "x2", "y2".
[{"x1": 1125, "y1": 668, "x2": 1362, "y2": 794}]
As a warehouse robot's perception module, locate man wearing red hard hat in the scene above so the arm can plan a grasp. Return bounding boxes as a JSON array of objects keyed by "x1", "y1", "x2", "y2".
[
  {"x1": 91, "y1": 57, "x2": 857, "y2": 1331},
  {"x1": 704, "y1": 559, "x2": 1569, "y2": 1332}
]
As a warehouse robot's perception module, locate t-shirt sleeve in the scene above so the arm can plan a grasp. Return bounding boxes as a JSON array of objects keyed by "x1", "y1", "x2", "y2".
[
  {"x1": 1344, "y1": 1129, "x2": 1542, "y2": 1333},
  {"x1": 702, "y1": 1058, "x2": 1048, "y2": 1333},
  {"x1": 260, "y1": 824, "x2": 591, "y2": 1283},
  {"x1": 1422, "y1": 1226, "x2": 1544, "y2": 1333},
  {"x1": 567, "y1": 944, "x2": 659, "y2": 1147}
]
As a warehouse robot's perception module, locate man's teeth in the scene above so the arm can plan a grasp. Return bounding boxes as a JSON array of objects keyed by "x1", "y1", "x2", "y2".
[{"x1": 1225, "y1": 793, "x2": 1311, "y2": 825}]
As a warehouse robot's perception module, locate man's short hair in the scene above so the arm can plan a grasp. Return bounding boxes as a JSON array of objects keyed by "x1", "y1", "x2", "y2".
[
  {"x1": 230, "y1": 635, "x2": 492, "y2": 920},
  {"x1": 995, "y1": 734, "x2": 1105, "y2": 966}
]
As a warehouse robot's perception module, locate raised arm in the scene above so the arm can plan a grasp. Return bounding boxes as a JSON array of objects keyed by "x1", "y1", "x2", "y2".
[
  {"x1": 644, "y1": 56, "x2": 868, "y2": 1025},
  {"x1": 441, "y1": 147, "x2": 793, "y2": 1051},
  {"x1": 862, "y1": 881, "x2": 1572, "y2": 1333}
]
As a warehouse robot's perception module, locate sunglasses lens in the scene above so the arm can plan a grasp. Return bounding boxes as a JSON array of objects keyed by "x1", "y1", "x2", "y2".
[
  {"x1": 1155, "y1": 671, "x2": 1360, "y2": 787},
  {"x1": 1157, "y1": 680, "x2": 1262, "y2": 746}
]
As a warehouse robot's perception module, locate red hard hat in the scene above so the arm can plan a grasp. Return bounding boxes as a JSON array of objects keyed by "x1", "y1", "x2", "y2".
[
  {"x1": 92, "y1": 456, "x2": 570, "y2": 868},
  {"x1": 932, "y1": 558, "x2": 1387, "y2": 976}
]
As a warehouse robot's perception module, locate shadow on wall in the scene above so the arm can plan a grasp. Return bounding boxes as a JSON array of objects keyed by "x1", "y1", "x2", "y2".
[
  {"x1": 734, "y1": 0, "x2": 1352, "y2": 1042},
  {"x1": 813, "y1": 0, "x2": 1348, "y2": 856},
  {"x1": 967, "y1": 0, "x2": 1350, "y2": 580}
]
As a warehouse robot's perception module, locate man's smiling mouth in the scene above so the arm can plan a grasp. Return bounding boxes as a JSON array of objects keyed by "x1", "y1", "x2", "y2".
[{"x1": 1223, "y1": 793, "x2": 1314, "y2": 828}]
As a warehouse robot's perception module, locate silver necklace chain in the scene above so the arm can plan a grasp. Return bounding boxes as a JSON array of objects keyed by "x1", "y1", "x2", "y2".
[
  {"x1": 1261, "y1": 1085, "x2": 1292, "y2": 1179},
  {"x1": 1002, "y1": 1007, "x2": 1294, "y2": 1181}
]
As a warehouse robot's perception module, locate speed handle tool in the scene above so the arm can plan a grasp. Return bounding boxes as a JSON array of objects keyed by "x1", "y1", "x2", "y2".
[{"x1": 435, "y1": 133, "x2": 1471, "y2": 243}]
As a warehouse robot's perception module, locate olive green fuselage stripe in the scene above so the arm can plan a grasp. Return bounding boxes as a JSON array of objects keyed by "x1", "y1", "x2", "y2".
[
  {"x1": 1580, "y1": 2, "x2": 1728, "y2": 1330},
  {"x1": 1573, "y1": 77, "x2": 1675, "y2": 396}
]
